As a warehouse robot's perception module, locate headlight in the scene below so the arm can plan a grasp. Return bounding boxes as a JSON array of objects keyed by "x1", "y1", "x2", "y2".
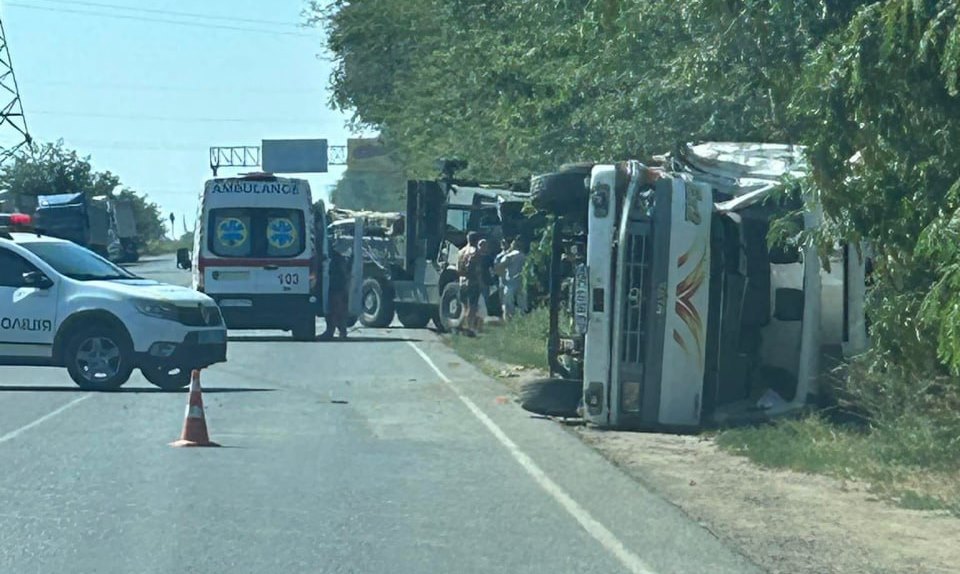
[{"x1": 134, "y1": 299, "x2": 178, "y2": 321}]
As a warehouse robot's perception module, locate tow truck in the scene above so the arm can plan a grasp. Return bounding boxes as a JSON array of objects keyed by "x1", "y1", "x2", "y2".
[
  {"x1": 525, "y1": 143, "x2": 870, "y2": 430},
  {"x1": 341, "y1": 160, "x2": 540, "y2": 330},
  {"x1": 0, "y1": 213, "x2": 227, "y2": 390}
]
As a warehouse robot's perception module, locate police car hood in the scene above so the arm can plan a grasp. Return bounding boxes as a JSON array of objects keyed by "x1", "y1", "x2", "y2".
[{"x1": 87, "y1": 279, "x2": 211, "y2": 305}]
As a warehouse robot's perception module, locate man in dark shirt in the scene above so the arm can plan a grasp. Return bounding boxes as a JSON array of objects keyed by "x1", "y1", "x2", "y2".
[{"x1": 320, "y1": 249, "x2": 350, "y2": 340}]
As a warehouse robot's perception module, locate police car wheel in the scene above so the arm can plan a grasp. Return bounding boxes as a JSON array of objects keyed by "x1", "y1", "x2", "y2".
[
  {"x1": 141, "y1": 366, "x2": 191, "y2": 390},
  {"x1": 65, "y1": 326, "x2": 134, "y2": 390}
]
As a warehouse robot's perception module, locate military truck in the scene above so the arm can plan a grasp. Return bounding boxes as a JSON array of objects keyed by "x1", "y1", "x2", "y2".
[{"x1": 335, "y1": 160, "x2": 538, "y2": 330}]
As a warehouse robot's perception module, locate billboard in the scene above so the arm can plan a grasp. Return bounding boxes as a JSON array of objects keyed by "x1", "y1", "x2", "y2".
[{"x1": 262, "y1": 139, "x2": 328, "y2": 174}]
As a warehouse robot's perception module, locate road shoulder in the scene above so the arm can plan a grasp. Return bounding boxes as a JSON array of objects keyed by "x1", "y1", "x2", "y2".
[{"x1": 441, "y1": 334, "x2": 960, "y2": 574}]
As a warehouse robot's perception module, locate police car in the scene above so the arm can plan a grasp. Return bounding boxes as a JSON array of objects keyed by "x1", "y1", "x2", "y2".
[{"x1": 0, "y1": 214, "x2": 227, "y2": 390}]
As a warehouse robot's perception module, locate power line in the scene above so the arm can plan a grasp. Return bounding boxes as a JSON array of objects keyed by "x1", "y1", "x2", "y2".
[
  {"x1": 30, "y1": 109, "x2": 327, "y2": 124},
  {"x1": 4, "y1": 2, "x2": 317, "y2": 38},
  {"x1": 26, "y1": 0, "x2": 304, "y2": 29},
  {"x1": 21, "y1": 78, "x2": 319, "y2": 95}
]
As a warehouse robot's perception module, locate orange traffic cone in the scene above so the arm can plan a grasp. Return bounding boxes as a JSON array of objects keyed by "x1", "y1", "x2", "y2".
[{"x1": 170, "y1": 370, "x2": 220, "y2": 447}]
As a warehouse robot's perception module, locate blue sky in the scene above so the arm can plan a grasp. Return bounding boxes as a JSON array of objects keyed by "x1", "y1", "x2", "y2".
[{"x1": 2, "y1": 0, "x2": 367, "y2": 235}]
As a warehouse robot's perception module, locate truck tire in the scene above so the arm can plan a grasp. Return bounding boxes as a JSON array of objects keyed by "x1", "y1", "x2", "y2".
[
  {"x1": 141, "y1": 366, "x2": 191, "y2": 390},
  {"x1": 519, "y1": 377, "x2": 582, "y2": 418},
  {"x1": 397, "y1": 306, "x2": 430, "y2": 329},
  {"x1": 530, "y1": 170, "x2": 592, "y2": 216},
  {"x1": 292, "y1": 317, "x2": 317, "y2": 341},
  {"x1": 360, "y1": 277, "x2": 395, "y2": 328},
  {"x1": 438, "y1": 282, "x2": 462, "y2": 332},
  {"x1": 65, "y1": 325, "x2": 134, "y2": 390}
]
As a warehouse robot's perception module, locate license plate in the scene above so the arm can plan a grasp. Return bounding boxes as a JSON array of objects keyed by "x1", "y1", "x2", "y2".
[{"x1": 198, "y1": 330, "x2": 226, "y2": 344}]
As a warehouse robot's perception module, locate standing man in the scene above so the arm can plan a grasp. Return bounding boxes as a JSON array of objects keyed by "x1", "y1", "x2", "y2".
[
  {"x1": 499, "y1": 239, "x2": 528, "y2": 320},
  {"x1": 493, "y1": 239, "x2": 509, "y2": 316},
  {"x1": 474, "y1": 238, "x2": 494, "y2": 331},
  {"x1": 320, "y1": 248, "x2": 350, "y2": 340},
  {"x1": 457, "y1": 231, "x2": 481, "y2": 336}
]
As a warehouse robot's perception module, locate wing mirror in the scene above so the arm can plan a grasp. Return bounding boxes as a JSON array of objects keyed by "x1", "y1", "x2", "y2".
[
  {"x1": 22, "y1": 271, "x2": 53, "y2": 289},
  {"x1": 176, "y1": 248, "x2": 192, "y2": 270}
]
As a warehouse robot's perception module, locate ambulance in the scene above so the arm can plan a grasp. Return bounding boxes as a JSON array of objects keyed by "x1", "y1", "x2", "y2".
[{"x1": 193, "y1": 172, "x2": 327, "y2": 340}]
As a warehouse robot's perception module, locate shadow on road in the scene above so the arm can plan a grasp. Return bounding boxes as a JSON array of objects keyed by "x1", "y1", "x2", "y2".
[
  {"x1": 0, "y1": 385, "x2": 276, "y2": 394},
  {"x1": 227, "y1": 336, "x2": 422, "y2": 343}
]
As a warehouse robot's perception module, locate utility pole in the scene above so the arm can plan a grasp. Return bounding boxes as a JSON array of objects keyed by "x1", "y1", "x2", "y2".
[{"x1": 0, "y1": 17, "x2": 32, "y2": 167}]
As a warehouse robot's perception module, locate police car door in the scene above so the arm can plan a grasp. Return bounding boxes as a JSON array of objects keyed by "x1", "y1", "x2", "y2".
[{"x1": 0, "y1": 248, "x2": 58, "y2": 359}]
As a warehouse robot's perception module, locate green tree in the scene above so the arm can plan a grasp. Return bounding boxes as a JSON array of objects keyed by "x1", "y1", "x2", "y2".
[
  {"x1": 792, "y1": 1, "x2": 960, "y2": 373},
  {"x1": 1, "y1": 141, "x2": 119, "y2": 198},
  {"x1": 0, "y1": 141, "x2": 167, "y2": 243},
  {"x1": 314, "y1": 0, "x2": 960, "y2": 378}
]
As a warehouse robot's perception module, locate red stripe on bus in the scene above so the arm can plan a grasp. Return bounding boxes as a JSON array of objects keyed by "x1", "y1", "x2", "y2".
[{"x1": 198, "y1": 257, "x2": 313, "y2": 268}]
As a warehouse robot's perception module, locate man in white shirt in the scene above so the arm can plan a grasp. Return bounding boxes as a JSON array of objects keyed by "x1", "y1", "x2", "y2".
[{"x1": 495, "y1": 238, "x2": 527, "y2": 320}]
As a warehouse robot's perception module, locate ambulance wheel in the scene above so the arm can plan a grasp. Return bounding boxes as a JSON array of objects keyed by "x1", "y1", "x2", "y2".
[
  {"x1": 65, "y1": 325, "x2": 134, "y2": 390},
  {"x1": 397, "y1": 306, "x2": 430, "y2": 329},
  {"x1": 292, "y1": 318, "x2": 317, "y2": 341},
  {"x1": 438, "y1": 283, "x2": 462, "y2": 332},
  {"x1": 141, "y1": 366, "x2": 191, "y2": 390},
  {"x1": 360, "y1": 277, "x2": 395, "y2": 328}
]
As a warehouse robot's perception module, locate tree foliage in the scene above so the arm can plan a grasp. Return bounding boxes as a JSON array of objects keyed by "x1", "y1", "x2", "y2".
[
  {"x1": 1, "y1": 141, "x2": 167, "y2": 242},
  {"x1": 317, "y1": 0, "x2": 960, "y2": 374}
]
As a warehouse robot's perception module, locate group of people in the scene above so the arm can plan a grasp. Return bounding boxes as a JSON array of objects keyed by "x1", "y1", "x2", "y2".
[
  {"x1": 321, "y1": 230, "x2": 528, "y2": 339},
  {"x1": 456, "y1": 231, "x2": 528, "y2": 336}
]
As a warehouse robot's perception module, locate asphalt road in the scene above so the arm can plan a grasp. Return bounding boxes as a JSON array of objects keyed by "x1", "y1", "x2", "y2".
[{"x1": 0, "y1": 255, "x2": 761, "y2": 574}]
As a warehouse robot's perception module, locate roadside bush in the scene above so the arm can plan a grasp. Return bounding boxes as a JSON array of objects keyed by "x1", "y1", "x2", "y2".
[
  {"x1": 840, "y1": 360, "x2": 960, "y2": 472},
  {"x1": 448, "y1": 307, "x2": 550, "y2": 370}
]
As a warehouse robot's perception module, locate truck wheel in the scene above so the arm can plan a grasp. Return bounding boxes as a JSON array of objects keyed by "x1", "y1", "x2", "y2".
[
  {"x1": 141, "y1": 366, "x2": 191, "y2": 390},
  {"x1": 65, "y1": 325, "x2": 134, "y2": 390},
  {"x1": 438, "y1": 283, "x2": 462, "y2": 332},
  {"x1": 530, "y1": 170, "x2": 592, "y2": 216},
  {"x1": 519, "y1": 378, "x2": 582, "y2": 418},
  {"x1": 397, "y1": 307, "x2": 430, "y2": 329},
  {"x1": 292, "y1": 317, "x2": 317, "y2": 341},
  {"x1": 360, "y1": 277, "x2": 395, "y2": 328}
]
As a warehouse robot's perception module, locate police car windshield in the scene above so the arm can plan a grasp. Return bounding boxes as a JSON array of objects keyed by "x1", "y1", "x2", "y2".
[{"x1": 20, "y1": 241, "x2": 136, "y2": 281}]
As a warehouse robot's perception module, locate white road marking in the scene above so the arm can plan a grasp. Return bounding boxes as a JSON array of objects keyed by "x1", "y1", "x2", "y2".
[
  {"x1": 0, "y1": 395, "x2": 91, "y2": 445},
  {"x1": 408, "y1": 342, "x2": 657, "y2": 574}
]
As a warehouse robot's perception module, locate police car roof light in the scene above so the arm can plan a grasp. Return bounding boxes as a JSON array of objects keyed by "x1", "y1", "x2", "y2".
[
  {"x1": 0, "y1": 213, "x2": 35, "y2": 237},
  {"x1": 9, "y1": 213, "x2": 31, "y2": 226}
]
